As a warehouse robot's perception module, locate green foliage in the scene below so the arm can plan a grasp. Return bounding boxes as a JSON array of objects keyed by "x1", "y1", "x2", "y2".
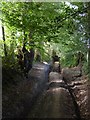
[
  {"x1": 0, "y1": 40, "x2": 4, "y2": 56},
  {"x1": 61, "y1": 53, "x2": 76, "y2": 67},
  {"x1": 0, "y1": 2, "x2": 88, "y2": 70}
]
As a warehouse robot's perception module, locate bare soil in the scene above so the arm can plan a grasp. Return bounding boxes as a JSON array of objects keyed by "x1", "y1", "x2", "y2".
[{"x1": 72, "y1": 75, "x2": 89, "y2": 119}]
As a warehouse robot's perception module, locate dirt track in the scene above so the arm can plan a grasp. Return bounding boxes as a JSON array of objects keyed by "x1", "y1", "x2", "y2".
[
  {"x1": 27, "y1": 72, "x2": 77, "y2": 118},
  {"x1": 3, "y1": 65, "x2": 89, "y2": 119}
]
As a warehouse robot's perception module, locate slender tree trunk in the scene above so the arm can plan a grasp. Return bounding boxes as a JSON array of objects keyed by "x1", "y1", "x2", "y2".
[
  {"x1": 2, "y1": 26, "x2": 7, "y2": 56},
  {"x1": 87, "y1": 3, "x2": 90, "y2": 120},
  {"x1": 87, "y1": 3, "x2": 90, "y2": 77}
]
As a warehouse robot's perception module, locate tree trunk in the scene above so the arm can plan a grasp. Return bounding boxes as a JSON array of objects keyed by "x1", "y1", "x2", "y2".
[
  {"x1": 87, "y1": 3, "x2": 90, "y2": 119},
  {"x1": 87, "y1": 3, "x2": 90, "y2": 78},
  {"x1": 2, "y1": 26, "x2": 7, "y2": 56}
]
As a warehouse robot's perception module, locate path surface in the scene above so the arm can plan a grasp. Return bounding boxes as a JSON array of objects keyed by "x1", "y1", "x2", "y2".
[
  {"x1": 2, "y1": 64, "x2": 88, "y2": 119},
  {"x1": 27, "y1": 72, "x2": 76, "y2": 118}
]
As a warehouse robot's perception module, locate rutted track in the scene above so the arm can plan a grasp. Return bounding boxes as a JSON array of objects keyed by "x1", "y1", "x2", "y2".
[
  {"x1": 27, "y1": 71, "x2": 81, "y2": 119},
  {"x1": 63, "y1": 78, "x2": 81, "y2": 120},
  {"x1": 2, "y1": 63, "x2": 84, "y2": 119}
]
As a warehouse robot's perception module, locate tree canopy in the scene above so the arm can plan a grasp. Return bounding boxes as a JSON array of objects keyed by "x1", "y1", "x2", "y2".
[{"x1": 0, "y1": 2, "x2": 89, "y2": 72}]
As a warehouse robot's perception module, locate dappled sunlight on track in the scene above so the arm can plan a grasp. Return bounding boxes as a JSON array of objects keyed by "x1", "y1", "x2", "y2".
[{"x1": 27, "y1": 83, "x2": 75, "y2": 118}]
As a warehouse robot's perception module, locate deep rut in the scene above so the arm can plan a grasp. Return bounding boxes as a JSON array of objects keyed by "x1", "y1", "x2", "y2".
[{"x1": 63, "y1": 79, "x2": 81, "y2": 120}]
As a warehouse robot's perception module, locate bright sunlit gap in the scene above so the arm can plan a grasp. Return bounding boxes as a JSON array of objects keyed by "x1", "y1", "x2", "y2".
[{"x1": 65, "y1": 1, "x2": 78, "y2": 10}]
